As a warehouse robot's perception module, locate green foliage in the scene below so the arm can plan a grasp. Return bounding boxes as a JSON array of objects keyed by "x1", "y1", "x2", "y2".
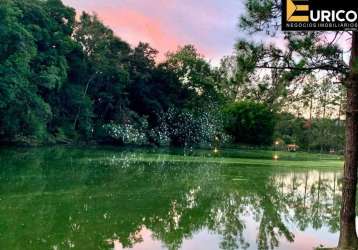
[
  {"x1": 0, "y1": 0, "x2": 224, "y2": 146},
  {"x1": 127, "y1": 43, "x2": 193, "y2": 128},
  {"x1": 223, "y1": 101, "x2": 276, "y2": 145},
  {"x1": 0, "y1": 0, "x2": 51, "y2": 142},
  {"x1": 165, "y1": 45, "x2": 223, "y2": 108},
  {"x1": 74, "y1": 13, "x2": 131, "y2": 126}
]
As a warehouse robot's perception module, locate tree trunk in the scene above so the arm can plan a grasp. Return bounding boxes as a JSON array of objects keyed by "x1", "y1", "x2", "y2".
[
  {"x1": 338, "y1": 31, "x2": 358, "y2": 250},
  {"x1": 310, "y1": 95, "x2": 313, "y2": 121},
  {"x1": 73, "y1": 72, "x2": 97, "y2": 130},
  {"x1": 338, "y1": 89, "x2": 343, "y2": 121}
]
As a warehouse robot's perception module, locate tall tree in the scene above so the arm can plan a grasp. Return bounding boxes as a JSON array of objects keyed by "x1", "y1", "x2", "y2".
[
  {"x1": 238, "y1": 0, "x2": 357, "y2": 248},
  {"x1": 127, "y1": 42, "x2": 191, "y2": 128},
  {"x1": 16, "y1": 0, "x2": 80, "y2": 140},
  {"x1": 0, "y1": 0, "x2": 94, "y2": 143},
  {"x1": 74, "y1": 13, "x2": 131, "y2": 127},
  {"x1": 165, "y1": 45, "x2": 222, "y2": 108}
]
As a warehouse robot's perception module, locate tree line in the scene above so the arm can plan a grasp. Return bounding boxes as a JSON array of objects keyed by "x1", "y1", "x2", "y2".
[
  {"x1": 0, "y1": 0, "x2": 345, "y2": 152},
  {"x1": 0, "y1": 0, "x2": 222, "y2": 146}
]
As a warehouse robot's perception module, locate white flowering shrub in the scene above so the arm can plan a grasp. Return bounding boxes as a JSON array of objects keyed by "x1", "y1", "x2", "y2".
[
  {"x1": 96, "y1": 106, "x2": 231, "y2": 147},
  {"x1": 155, "y1": 105, "x2": 231, "y2": 147},
  {"x1": 148, "y1": 128, "x2": 170, "y2": 146},
  {"x1": 100, "y1": 118, "x2": 149, "y2": 145}
]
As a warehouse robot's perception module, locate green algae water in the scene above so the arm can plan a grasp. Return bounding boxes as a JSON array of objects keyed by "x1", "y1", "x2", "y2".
[{"x1": 0, "y1": 147, "x2": 344, "y2": 250}]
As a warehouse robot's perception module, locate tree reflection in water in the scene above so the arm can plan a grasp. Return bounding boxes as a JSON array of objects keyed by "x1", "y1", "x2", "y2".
[{"x1": 0, "y1": 147, "x2": 341, "y2": 250}]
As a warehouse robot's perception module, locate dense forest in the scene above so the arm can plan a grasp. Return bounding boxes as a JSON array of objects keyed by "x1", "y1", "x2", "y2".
[{"x1": 0, "y1": 0, "x2": 345, "y2": 151}]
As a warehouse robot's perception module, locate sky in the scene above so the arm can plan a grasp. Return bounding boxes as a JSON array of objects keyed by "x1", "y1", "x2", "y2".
[{"x1": 62, "y1": 0, "x2": 245, "y2": 65}]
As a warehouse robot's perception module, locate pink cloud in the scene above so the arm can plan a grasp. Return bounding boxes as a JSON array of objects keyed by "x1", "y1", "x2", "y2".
[
  {"x1": 97, "y1": 8, "x2": 182, "y2": 60},
  {"x1": 62, "y1": 0, "x2": 241, "y2": 64}
]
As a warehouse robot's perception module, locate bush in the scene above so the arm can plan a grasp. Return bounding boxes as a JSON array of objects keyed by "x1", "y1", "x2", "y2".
[
  {"x1": 97, "y1": 117, "x2": 149, "y2": 145},
  {"x1": 155, "y1": 106, "x2": 229, "y2": 147},
  {"x1": 223, "y1": 101, "x2": 276, "y2": 145}
]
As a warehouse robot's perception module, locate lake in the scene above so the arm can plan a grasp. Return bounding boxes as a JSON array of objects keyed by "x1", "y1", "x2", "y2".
[{"x1": 0, "y1": 147, "x2": 344, "y2": 250}]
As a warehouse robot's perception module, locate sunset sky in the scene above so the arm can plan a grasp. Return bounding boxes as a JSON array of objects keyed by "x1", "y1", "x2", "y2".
[{"x1": 62, "y1": 0, "x2": 245, "y2": 64}]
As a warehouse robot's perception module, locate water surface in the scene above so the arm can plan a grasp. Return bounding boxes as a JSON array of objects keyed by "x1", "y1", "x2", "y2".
[{"x1": 0, "y1": 147, "x2": 342, "y2": 250}]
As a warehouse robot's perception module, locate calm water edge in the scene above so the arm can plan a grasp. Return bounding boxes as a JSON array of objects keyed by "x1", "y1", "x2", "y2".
[{"x1": 0, "y1": 147, "x2": 342, "y2": 250}]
